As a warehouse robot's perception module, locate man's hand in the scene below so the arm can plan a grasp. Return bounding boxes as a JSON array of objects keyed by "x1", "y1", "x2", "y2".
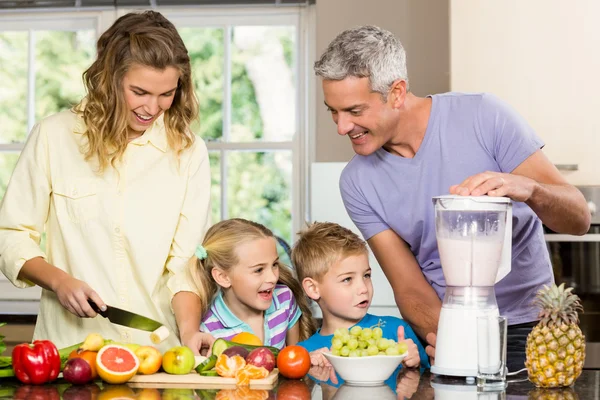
[
  {"x1": 398, "y1": 325, "x2": 420, "y2": 368},
  {"x1": 425, "y1": 332, "x2": 436, "y2": 366},
  {"x1": 180, "y1": 331, "x2": 215, "y2": 356},
  {"x1": 309, "y1": 348, "x2": 338, "y2": 384},
  {"x1": 52, "y1": 275, "x2": 106, "y2": 318},
  {"x1": 450, "y1": 171, "x2": 535, "y2": 202}
]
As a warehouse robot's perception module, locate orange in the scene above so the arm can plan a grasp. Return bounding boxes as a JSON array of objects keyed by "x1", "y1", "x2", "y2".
[
  {"x1": 235, "y1": 364, "x2": 269, "y2": 386},
  {"x1": 215, "y1": 354, "x2": 246, "y2": 378},
  {"x1": 231, "y1": 332, "x2": 262, "y2": 346},
  {"x1": 96, "y1": 385, "x2": 137, "y2": 400},
  {"x1": 68, "y1": 349, "x2": 98, "y2": 379},
  {"x1": 216, "y1": 387, "x2": 269, "y2": 400},
  {"x1": 96, "y1": 344, "x2": 140, "y2": 384}
]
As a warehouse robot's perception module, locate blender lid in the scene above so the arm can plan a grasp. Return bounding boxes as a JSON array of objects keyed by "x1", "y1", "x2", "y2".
[{"x1": 432, "y1": 195, "x2": 512, "y2": 210}]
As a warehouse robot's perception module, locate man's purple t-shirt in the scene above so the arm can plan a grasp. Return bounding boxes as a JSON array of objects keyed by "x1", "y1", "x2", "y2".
[{"x1": 340, "y1": 92, "x2": 553, "y2": 325}]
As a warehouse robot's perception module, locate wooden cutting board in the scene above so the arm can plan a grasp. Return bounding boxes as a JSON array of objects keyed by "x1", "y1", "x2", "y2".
[{"x1": 127, "y1": 369, "x2": 279, "y2": 389}]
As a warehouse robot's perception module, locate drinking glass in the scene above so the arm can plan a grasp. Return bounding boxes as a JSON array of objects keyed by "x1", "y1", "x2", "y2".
[{"x1": 477, "y1": 315, "x2": 507, "y2": 390}]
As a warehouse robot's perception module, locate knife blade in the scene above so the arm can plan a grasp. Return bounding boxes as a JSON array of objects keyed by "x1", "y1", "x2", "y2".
[{"x1": 88, "y1": 300, "x2": 162, "y2": 332}]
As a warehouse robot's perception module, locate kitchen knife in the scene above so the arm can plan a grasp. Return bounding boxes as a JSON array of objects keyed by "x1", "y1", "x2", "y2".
[{"x1": 88, "y1": 300, "x2": 162, "y2": 332}]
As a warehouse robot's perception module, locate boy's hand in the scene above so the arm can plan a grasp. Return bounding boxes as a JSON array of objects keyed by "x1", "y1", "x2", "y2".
[
  {"x1": 398, "y1": 325, "x2": 420, "y2": 368},
  {"x1": 395, "y1": 368, "x2": 421, "y2": 399},
  {"x1": 309, "y1": 348, "x2": 338, "y2": 384}
]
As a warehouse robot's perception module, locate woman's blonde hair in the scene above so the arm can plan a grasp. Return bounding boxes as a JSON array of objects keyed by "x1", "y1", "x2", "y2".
[
  {"x1": 75, "y1": 11, "x2": 198, "y2": 171},
  {"x1": 189, "y1": 218, "x2": 317, "y2": 342}
]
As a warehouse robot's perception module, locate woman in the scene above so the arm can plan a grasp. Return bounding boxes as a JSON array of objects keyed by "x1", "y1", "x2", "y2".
[{"x1": 0, "y1": 11, "x2": 212, "y2": 352}]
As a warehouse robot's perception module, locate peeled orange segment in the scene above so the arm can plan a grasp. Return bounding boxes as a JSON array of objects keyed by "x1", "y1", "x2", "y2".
[
  {"x1": 231, "y1": 332, "x2": 262, "y2": 346},
  {"x1": 235, "y1": 364, "x2": 269, "y2": 386},
  {"x1": 215, "y1": 354, "x2": 246, "y2": 378},
  {"x1": 96, "y1": 344, "x2": 140, "y2": 384},
  {"x1": 216, "y1": 387, "x2": 269, "y2": 400}
]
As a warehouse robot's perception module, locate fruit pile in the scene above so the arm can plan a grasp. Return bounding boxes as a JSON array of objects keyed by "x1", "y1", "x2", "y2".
[{"x1": 330, "y1": 326, "x2": 408, "y2": 357}]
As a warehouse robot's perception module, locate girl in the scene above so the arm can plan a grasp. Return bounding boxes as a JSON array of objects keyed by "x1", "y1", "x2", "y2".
[{"x1": 189, "y1": 218, "x2": 316, "y2": 348}]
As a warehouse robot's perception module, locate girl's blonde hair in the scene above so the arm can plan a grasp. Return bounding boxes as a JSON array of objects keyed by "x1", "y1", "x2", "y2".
[
  {"x1": 189, "y1": 218, "x2": 317, "y2": 342},
  {"x1": 75, "y1": 11, "x2": 198, "y2": 171}
]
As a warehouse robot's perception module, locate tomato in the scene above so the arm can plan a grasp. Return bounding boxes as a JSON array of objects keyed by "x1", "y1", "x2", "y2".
[
  {"x1": 276, "y1": 345, "x2": 310, "y2": 379},
  {"x1": 276, "y1": 379, "x2": 312, "y2": 400}
]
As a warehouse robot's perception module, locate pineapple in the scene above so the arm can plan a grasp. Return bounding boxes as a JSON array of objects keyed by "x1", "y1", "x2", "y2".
[
  {"x1": 528, "y1": 387, "x2": 579, "y2": 400},
  {"x1": 525, "y1": 283, "x2": 586, "y2": 388}
]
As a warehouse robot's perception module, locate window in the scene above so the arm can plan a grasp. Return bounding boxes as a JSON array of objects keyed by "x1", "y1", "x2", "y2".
[{"x1": 0, "y1": 7, "x2": 313, "y2": 299}]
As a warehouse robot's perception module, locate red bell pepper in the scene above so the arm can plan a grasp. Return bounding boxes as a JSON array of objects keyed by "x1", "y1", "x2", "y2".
[{"x1": 12, "y1": 340, "x2": 61, "y2": 385}]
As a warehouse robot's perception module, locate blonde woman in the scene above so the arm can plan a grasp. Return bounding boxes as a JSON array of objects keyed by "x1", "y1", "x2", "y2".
[
  {"x1": 190, "y1": 219, "x2": 316, "y2": 347},
  {"x1": 0, "y1": 11, "x2": 213, "y2": 353}
]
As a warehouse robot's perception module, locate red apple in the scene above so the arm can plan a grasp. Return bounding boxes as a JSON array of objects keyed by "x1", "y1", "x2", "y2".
[
  {"x1": 246, "y1": 347, "x2": 276, "y2": 372},
  {"x1": 135, "y1": 346, "x2": 163, "y2": 375}
]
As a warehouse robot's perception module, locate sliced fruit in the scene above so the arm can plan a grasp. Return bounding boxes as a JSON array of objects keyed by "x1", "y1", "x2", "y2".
[
  {"x1": 231, "y1": 332, "x2": 262, "y2": 346},
  {"x1": 195, "y1": 355, "x2": 217, "y2": 374},
  {"x1": 215, "y1": 354, "x2": 246, "y2": 378},
  {"x1": 150, "y1": 326, "x2": 170, "y2": 344},
  {"x1": 215, "y1": 387, "x2": 269, "y2": 400},
  {"x1": 235, "y1": 364, "x2": 269, "y2": 386},
  {"x1": 211, "y1": 338, "x2": 280, "y2": 358},
  {"x1": 199, "y1": 370, "x2": 219, "y2": 377},
  {"x1": 96, "y1": 385, "x2": 137, "y2": 400},
  {"x1": 96, "y1": 344, "x2": 140, "y2": 384}
]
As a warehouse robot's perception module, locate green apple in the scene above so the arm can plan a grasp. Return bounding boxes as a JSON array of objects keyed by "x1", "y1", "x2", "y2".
[{"x1": 162, "y1": 346, "x2": 195, "y2": 375}]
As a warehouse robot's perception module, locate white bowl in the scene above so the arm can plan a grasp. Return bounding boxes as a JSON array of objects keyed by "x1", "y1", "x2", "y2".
[
  {"x1": 322, "y1": 352, "x2": 406, "y2": 386},
  {"x1": 332, "y1": 383, "x2": 396, "y2": 400}
]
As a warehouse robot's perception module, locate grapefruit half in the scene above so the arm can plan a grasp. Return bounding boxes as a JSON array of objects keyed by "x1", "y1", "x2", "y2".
[{"x1": 96, "y1": 344, "x2": 140, "y2": 384}]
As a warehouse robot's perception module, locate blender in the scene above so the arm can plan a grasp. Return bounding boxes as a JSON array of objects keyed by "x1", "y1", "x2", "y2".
[{"x1": 430, "y1": 196, "x2": 512, "y2": 377}]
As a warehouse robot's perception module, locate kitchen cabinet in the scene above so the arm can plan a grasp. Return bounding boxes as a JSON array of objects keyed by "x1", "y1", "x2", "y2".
[
  {"x1": 0, "y1": 276, "x2": 41, "y2": 301},
  {"x1": 450, "y1": 0, "x2": 600, "y2": 185}
]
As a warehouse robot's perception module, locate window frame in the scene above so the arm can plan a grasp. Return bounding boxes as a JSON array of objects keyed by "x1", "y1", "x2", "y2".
[{"x1": 0, "y1": 6, "x2": 316, "y2": 300}]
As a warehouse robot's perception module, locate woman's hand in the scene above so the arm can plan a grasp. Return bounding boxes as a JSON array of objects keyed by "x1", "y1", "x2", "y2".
[
  {"x1": 181, "y1": 331, "x2": 215, "y2": 356},
  {"x1": 52, "y1": 275, "x2": 106, "y2": 318},
  {"x1": 398, "y1": 325, "x2": 420, "y2": 368}
]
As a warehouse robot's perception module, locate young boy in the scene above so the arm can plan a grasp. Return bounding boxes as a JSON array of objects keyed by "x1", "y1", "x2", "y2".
[{"x1": 293, "y1": 222, "x2": 429, "y2": 384}]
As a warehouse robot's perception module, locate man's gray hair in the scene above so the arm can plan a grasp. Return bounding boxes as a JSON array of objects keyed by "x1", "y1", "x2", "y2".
[{"x1": 314, "y1": 25, "x2": 409, "y2": 97}]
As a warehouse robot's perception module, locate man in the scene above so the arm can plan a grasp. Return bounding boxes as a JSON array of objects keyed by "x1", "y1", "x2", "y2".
[{"x1": 315, "y1": 25, "x2": 590, "y2": 371}]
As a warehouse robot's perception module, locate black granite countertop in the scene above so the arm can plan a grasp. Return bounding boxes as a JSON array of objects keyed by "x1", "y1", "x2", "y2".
[{"x1": 0, "y1": 369, "x2": 598, "y2": 399}]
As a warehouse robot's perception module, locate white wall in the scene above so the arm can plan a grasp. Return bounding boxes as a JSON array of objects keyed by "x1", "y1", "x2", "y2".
[
  {"x1": 310, "y1": 163, "x2": 400, "y2": 318},
  {"x1": 450, "y1": 0, "x2": 600, "y2": 185}
]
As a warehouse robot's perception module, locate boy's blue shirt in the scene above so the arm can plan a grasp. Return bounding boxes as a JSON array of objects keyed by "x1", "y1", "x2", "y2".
[{"x1": 298, "y1": 313, "x2": 430, "y2": 390}]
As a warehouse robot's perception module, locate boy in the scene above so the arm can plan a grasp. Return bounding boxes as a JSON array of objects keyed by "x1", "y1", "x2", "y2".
[{"x1": 293, "y1": 222, "x2": 429, "y2": 385}]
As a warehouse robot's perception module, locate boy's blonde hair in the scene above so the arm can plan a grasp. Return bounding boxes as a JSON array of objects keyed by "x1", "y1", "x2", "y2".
[
  {"x1": 189, "y1": 218, "x2": 317, "y2": 341},
  {"x1": 292, "y1": 222, "x2": 368, "y2": 283}
]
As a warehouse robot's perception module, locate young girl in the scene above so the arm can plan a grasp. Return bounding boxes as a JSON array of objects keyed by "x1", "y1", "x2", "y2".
[{"x1": 189, "y1": 218, "x2": 316, "y2": 348}]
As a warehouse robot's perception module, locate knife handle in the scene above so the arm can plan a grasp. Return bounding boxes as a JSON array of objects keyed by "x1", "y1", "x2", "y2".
[{"x1": 88, "y1": 299, "x2": 107, "y2": 317}]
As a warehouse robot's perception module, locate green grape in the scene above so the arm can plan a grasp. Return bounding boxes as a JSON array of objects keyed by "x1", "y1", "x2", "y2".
[
  {"x1": 367, "y1": 338, "x2": 376, "y2": 347},
  {"x1": 357, "y1": 339, "x2": 368, "y2": 349},
  {"x1": 360, "y1": 349, "x2": 369, "y2": 357},
  {"x1": 367, "y1": 345, "x2": 379, "y2": 356},
  {"x1": 340, "y1": 346, "x2": 350, "y2": 357},
  {"x1": 348, "y1": 349, "x2": 359, "y2": 357},
  {"x1": 386, "y1": 346, "x2": 400, "y2": 356},
  {"x1": 377, "y1": 338, "x2": 390, "y2": 350},
  {"x1": 331, "y1": 348, "x2": 341, "y2": 356},
  {"x1": 361, "y1": 328, "x2": 373, "y2": 340},
  {"x1": 347, "y1": 338, "x2": 358, "y2": 350},
  {"x1": 378, "y1": 351, "x2": 386, "y2": 355},
  {"x1": 331, "y1": 337, "x2": 343, "y2": 350},
  {"x1": 373, "y1": 327, "x2": 383, "y2": 339},
  {"x1": 350, "y1": 326, "x2": 362, "y2": 336},
  {"x1": 397, "y1": 342, "x2": 408, "y2": 355},
  {"x1": 341, "y1": 334, "x2": 351, "y2": 345},
  {"x1": 334, "y1": 328, "x2": 348, "y2": 338}
]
